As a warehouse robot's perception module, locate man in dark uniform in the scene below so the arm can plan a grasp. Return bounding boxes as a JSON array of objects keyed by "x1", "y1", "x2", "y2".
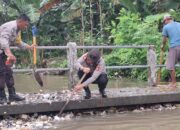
[
  {"x1": 0, "y1": 14, "x2": 35, "y2": 103},
  {"x1": 75, "y1": 48, "x2": 108, "y2": 99}
]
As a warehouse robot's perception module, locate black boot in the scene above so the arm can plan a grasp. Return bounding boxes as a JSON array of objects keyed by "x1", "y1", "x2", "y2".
[
  {"x1": 0, "y1": 89, "x2": 7, "y2": 104},
  {"x1": 84, "y1": 87, "x2": 91, "y2": 99},
  {"x1": 99, "y1": 89, "x2": 107, "y2": 98},
  {"x1": 8, "y1": 87, "x2": 25, "y2": 102}
]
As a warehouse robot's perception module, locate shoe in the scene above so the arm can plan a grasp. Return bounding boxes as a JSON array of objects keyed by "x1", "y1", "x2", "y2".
[
  {"x1": 100, "y1": 89, "x2": 107, "y2": 98},
  {"x1": 0, "y1": 97, "x2": 7, "y2": 104},
  {"x1": 84, "y1": 87, "x2": 91, "y2": 99},
  {"x1": 9, "y1": 94, "x2": 25, "y2": 102},
  {"x1": 102, "y1": 93, "x2": 107, "y2": 98},
  {"x1": 84, "y1": 94, "x2": 91, "y2": 99},
  {"x1": 0, "y1": 89, "x2": 7, "y2": 104},
  {"x1": 8, "y1": 87, "x2": 25, "y2": 102}
]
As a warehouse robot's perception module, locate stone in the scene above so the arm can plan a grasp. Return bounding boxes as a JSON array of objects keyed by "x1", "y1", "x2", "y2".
[{"x1": 20, "y1": 114, "x2": 29, "y2": 121}]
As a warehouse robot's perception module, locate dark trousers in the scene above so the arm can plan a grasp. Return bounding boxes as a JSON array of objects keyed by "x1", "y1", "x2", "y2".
[
  {"x1": 0, "y1": 53, "x2": 14, "y2": 89},
  {"x1": 77, "y1": 70, "x2": 108, "y2": 92}
]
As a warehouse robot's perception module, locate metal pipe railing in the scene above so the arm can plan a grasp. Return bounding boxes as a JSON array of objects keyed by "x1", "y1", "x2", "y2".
[
  {"x1": 10, "y1": 45, "x2": 153, "y2": 50},
  {"x1": 11, "y1": 43, "x2": 157, "y2": 87},
  {"x1": 13, "y1": 68, "x2": 69, "y2": 73}
]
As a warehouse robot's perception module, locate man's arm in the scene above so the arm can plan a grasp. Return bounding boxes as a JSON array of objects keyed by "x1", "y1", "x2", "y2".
[
  {"x1": 74, "y1": 59, "x2": 105, "y2": 92},
  {"x1": 161, "y1": 25, "x2": 168, "y2": 51},
  {"x1": 75, "y1": 53, "x2": 90, "y2": 73},
  {"x1": 0, "y1": 37, "x2": 16, "y2": 63},
  {"x1": 82, "y1": 62, "x2": 104, "y2": 87},
  {"x1": 161, "y1": 36, "x2": 168, "y2": 51},
  {"x1": 16, "y1": 31, "x2": 34, "y2": 50},
  {"x1": 75, "y1": 53, "x2": 86, "y2": 70}
]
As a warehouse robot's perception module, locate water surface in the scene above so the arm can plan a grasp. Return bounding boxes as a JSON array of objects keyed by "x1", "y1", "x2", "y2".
[
  {"x1": 14, "y1": 74, "x2": 147, "y2": 93},
  {"x1": 49, "y1": 108, "x2": 180, "y2": 130}
]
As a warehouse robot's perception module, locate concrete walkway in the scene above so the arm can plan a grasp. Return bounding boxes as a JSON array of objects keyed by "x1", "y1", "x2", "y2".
[{"x1": 0, "y1": 86, "x2": 180, "y2": 115}]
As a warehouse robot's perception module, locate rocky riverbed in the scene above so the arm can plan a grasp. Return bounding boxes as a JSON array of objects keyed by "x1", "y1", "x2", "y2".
[{"x1": 0, "y1": 103, "x2": 178, "y2": 130}]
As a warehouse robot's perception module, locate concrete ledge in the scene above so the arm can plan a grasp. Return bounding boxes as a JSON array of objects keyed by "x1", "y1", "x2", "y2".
[{"x1": 0, "y1": 88, "x2": 180, "y2": 115}]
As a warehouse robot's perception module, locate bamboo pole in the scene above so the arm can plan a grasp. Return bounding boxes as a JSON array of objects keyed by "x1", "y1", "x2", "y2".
[
  {"x1": 98, "y1": 0, "x2": 103, "y2": 37},
  {"x1": 89, "y1": 0, "x2": 93, "y2": 45},
  {"x1": 157, "y1": 49, "x2": 164, "y2": 84},
  {"x1": 81, "y1": 0, "x2": 85, "y2": 53},
  {"x1": 33, "y1": 36, "x2": 37, "y2": 65}
]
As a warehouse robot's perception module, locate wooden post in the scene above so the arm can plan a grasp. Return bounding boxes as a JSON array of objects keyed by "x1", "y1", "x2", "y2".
[
  {"x1": 67, "y1": 42, "x2": 78, "y2": 89},
  {"x1": 147, "y1": 45, "x2": 157, "y2": 87}
]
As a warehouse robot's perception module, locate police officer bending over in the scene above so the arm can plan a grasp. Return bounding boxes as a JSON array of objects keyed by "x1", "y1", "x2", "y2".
[
  {"x1": 75, "y1": 48, "x2": 108, "y2": 99},
  {"x1": 0, "y1": 14, "x2": 35, "y2": 103}
]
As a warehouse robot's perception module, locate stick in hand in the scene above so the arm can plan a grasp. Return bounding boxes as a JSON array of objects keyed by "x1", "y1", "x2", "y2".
[{"x1": 58, "y1": 73, "x2": 86, "y2": 116}]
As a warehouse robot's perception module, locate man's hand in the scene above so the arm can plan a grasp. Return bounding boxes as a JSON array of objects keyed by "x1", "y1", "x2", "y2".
[
  {"x1": 5, "y1": 48, "x2": 16, "y2": 63},
  {"x1": 74, "y1": 84, "x2": 84, "y2": 92},
  {"x1": 26, "y1": 44, "x2": 36, "y2": 50},
  {"x1": 161, "y1": 44, "x2": 164, "y2": 51},
  {"x1": 8, "y1": 55, "x2": 16, "y2": 64},
  {"x1": 82, "y1": 67, "x2": 90, "y2": 74},
  {"x1": 161, "y1": 36, "x2": 167, "y2": 51}
]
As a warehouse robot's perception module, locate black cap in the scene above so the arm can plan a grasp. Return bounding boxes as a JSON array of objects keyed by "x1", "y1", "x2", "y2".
[
  {"x1": 87, "y1": 49, "x2": 101, "y2": 63},
  {"x1": 17, "y1": 14, "x2": 31, "y2": 23}
]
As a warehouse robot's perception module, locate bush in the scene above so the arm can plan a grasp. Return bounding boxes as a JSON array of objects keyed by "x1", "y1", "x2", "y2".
[{"x1": 105, "y1": 9, "x2": 167, "y2": 80}]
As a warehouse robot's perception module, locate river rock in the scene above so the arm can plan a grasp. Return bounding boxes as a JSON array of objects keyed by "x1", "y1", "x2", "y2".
[
  {"x1": 54, "y1": 116, "x2": 61, "y2": 121},
  {"x1": 20, "y1": 127, "x2": 31, "y2": 130},
  {"x1": 16, "y1": 120, "x2": 23, "y2": 125},
  {"x1": 108, "y1": 107, "x2": 117, "y2": 114},
  {"x1": 20, "y1": 114, "x2": 29, "y2": 121},
  {"x1": 39, "y1": 115, "x2": 48, "y2": 121},
  {"x1": 99, "y1": 111, "x2": 106, "y2": 116}
]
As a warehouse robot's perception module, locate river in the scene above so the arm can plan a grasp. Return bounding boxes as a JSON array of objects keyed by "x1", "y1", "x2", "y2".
[
  {"x1": 49, "y1": 108, "x2": 180, "y2": 130},
  {"x1": 13, "y1": 74, "x2": 180, "y2": 130},
  {"x1": 14, "y1": 74, "x2": 147, "y2": 93}
]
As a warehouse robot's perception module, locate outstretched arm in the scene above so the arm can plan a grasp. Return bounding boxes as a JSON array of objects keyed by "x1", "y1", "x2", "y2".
[
  {"x1": 16, "y1": 31, "x2": 35, "y2": 50},
  {"x1": 161, "y1": 36, "x2": 168, "y2": 51}
]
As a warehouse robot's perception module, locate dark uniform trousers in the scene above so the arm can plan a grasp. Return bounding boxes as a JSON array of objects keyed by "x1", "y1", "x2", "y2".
[
  {"x1": 0, "y1": 52, "x2": 25, "y2": 102},
  {"x1": 0, "y1": 53, "x2": 14, "y2": 89},
  {"x1": 77, "y1": 70, "x2": 108, "y2": 93}
]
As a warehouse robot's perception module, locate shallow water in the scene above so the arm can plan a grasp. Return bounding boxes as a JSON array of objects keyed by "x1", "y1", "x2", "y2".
[
  {"x1": 14, "y1": 74, "x2": 147, "y2": 93},
  {"x1": 48, "y1": 108, "x2": 180, "y2": 130},
  {"x1": 14, "y1": 74, "x2": 68, "y2": 93}
]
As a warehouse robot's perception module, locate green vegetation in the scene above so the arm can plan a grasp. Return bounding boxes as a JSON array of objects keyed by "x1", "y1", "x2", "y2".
[{"x1": 0, "y1": 0, "x2": 180, "y2": 80}]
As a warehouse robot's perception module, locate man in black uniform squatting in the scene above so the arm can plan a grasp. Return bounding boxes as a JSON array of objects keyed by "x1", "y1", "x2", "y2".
[{"x1": 74, "y1": 49, "x2": 108, "y2": 99}]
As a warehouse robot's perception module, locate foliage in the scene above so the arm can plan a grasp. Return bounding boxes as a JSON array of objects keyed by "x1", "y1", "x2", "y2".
[
  {"x1": 106, "y1": 9, "x2": 167, "y2": 80},
  {"x1": 48, "y1": 58, "x2": 67, "y2": 68},
  {"x1": 170, "y1": 9, "x2": 180, "y2": 22},
  {"x1": 2, "y1": 0, "x2": 40, "y2": 23},
  {"x1": 0, "y1": 0, "x2": 180, "y2": 81},
  {"x1": 110, "y1": 8, "x2": 141, "y2": 44},
  {"x1": 120, "y1": 0, "x2": 152, "y2": 16},
  {"x1": 133, "y1": 14, "x2": 163, "y2": 46}
]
